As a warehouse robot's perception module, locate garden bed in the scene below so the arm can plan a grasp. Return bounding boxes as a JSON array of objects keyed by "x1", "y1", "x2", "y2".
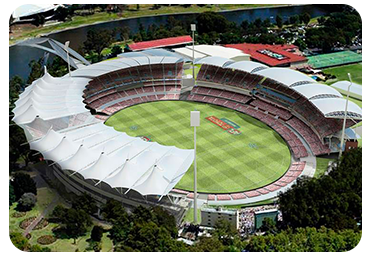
[{"x1": 37, "y1": 235, "x2": 57, "y2": 245}]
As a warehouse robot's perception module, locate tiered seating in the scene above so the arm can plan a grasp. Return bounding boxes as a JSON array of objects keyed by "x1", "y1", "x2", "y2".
[
  {"x1": 287, "y1": 117, "x2": 330, "y2": 156},
  {"x1": 273, "y1": 122, "x2": 308, "y2": 158},
  {"x1": 249, "y1": 99, "x2": 292, "y2": 120},
  {"x1": 191, "y1": 86, "x2": 250, "y2": 103}
]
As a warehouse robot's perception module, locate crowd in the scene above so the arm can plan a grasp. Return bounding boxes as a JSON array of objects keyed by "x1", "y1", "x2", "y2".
[{"x1": 238, "y1": 204, "x2": 282, "y2": 235}]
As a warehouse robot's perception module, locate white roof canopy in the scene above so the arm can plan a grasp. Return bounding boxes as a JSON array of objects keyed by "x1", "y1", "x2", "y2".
[
  {"x1": 310, "y1": 98, "x2": 362, "y2": 119},
  {"x1": 13, "y1": 64, "x2": 194, "y2": 198},
  {"x1": 292, "y1": 83, "x2": 342, "y2": 100},
  {"x1": 255, "y1": 67, "x2": 316, "y2": 87},
  {"x1": 331, "y1": 81, "x2": 362, "y2": 99}
]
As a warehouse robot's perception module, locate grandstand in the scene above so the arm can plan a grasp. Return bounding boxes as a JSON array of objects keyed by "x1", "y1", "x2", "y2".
[
  {"x1": 11, "y1": 49, "x2": 362, "y2": 207},
  {"x1": 307, "y1": 51, "x2": 362, "y2": 69}
]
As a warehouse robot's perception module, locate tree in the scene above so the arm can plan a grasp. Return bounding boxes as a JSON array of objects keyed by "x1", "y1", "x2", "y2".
[
  {"x1": 71, "y1": 193, "x2": 98, "y2": 215},
  {"x1": 32, "y1": 14, "x2": 45, "y2": 27},
  {"x1": 10, "y1": 232, "x2": 29, "y2": 251},
  {"x1": 102, "y1": 199, "x2": 126, "y2": 221},
  {"x1": 9, "y1": 76, "x2": 24, "y2": 103},
  {"x1": 245, "y1": 226, "x2": 361, "y2": 252},
  {"x1": 110, "y1": 45, "x2": 122, "y2": 58},
  {"x1": 276, "y1": 15, "x2": 283, "y2": 29},
  {"x1": 64, "y1": 208, "x2": 92, "y2": 244},
  {"x1": 91, "y1": 225, "x2": 104, "y2": 242},
  {"x1": 212, "y1": 219, "x2": 241, "y2": 249},
  {"x1": 196, "y1": 12, "x2": 229, "y2": 34},
  {"x1": 279, "y1": 148, "x2": 361, "y2": 231},
  {"x1": 300, "y1": 12, "x2": 311, "y2": 25},
  {"x1": 83, "y1": 29, "x2": 114, "y2": 61},
  {"x1": 29, "y1": 245, "x2": 51, "y2": 252},
  {"x1": 11, "y1": 173, "x2": 37, "y2": 200},
  {"x1": 17, "y1": 192, "x2": 37, "y2": 212},
  {"x1": 192, "y1": 237, "x2": 225, "y2": 252},
  {"x1": 54, "y1": 6, "x2": 70, "y2": 22},
  {"x1": 293, "y1": 38, "x2": 307, "y2": 51},
  {"x1": 50, "y1": 204, "x2": 68, "y2": 222},
  {"x1": 9, "y1": 182, "x2": 16, "y2": 206},
  {"x1": 27, "y1": 58, "x2": 44, "y2": 84}
]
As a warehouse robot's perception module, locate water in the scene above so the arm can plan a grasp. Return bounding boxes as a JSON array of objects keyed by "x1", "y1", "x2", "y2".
[{"x1": 9, "y1": 5, "x2": 329, "y2": 80}]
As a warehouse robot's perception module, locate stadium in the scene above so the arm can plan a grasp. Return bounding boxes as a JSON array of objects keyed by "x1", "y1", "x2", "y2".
[{"x1": 11, "y1": 46, "x2": 362, "y2": 220}]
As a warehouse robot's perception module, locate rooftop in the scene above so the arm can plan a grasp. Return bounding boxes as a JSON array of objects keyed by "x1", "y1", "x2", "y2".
[
  {"x1": 224, "y1": 43, "x2": 307, "y2": 67},
  {"x1": 129, "y1": 35, "x2": 193, "y2": 51}
]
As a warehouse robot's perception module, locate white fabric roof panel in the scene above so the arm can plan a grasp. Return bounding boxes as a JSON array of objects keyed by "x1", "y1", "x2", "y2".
[
  {"x1": 225, "y1": 61, "x2": 268, "y2": 73},
  {"x1": 331, "y1": 81, "x2": 362, "y2": 98},
  {"x1": 195, "y1": 56, "x2": 234, "y2": 67},
  {"x1": 13, "y1": 62, "x2": 194, "y2": 198},
  {"x1": 255, "y1": 67, "x2": 316, "y2": 87},
  {"x1": 310, "y1": 98, "x2": 362, "y2": 119},
  {"x1": 292, "y1": 83, "x2": 342, "y2": 100},
  {"x1": 173, "y1": 47, "x2": 207, "y2": 59}
]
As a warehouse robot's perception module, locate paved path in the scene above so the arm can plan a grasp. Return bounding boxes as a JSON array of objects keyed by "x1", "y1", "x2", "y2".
[{"x1": 23, "y1": 195, "x2": 59, "y2": 237}]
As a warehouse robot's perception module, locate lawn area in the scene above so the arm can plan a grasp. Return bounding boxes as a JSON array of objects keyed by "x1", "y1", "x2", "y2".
[
  {"x1": 9, "y1": 186, "x2": 113, "y2": 252},
  {"x1": 323, "y1": 63, "x2": 362, "y2": 85},
  {"x1": 105, "y1": 101, "x2": 291, "y2": 193},
  {"x1": 314, "y1": 157, "x2": 333, "y2": 178},
  {"x1": 10, "y1": 4, "x2": 285, "y2": 44}
]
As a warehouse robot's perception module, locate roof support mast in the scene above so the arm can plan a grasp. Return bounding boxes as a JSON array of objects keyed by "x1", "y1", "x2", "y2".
[{"x1": 338, "y1": 73, "x2": 352, "y2": 160}]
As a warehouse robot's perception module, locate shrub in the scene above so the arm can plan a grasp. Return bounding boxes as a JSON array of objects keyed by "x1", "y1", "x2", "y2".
[
  {"x1": 19, "y1": 216, "x2": 37, "y2": 229},
  {"x1": 37, "y1": 235, "x2": 57, "y2": 245},
  {"x1": 17, "y1": 193, "x2": 37, "y2": 212},
  {"x1": 29, "y1": 244, "x2": 51, "y2": 252},
  {"x1": 91, "y1": 225, "x2": 104, "y2": 242},
  {"x1": 11, "y1": 173, "x2": 37, "y2": 200},
  {"x1": 10, "y1": 232, "x2": 29, "y2": 251},
  {"x1": 34, "y1": 218, "x2": 49, "y2": 230},
  {"x1": 12, "y1": 211, "x2": 26, "y2": 218}
]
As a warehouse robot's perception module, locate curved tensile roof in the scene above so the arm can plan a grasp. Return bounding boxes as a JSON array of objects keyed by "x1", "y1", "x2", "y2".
[
  {"x1": 331, "y1": 81, "x2": 362, "y2": 98},
  {"x1": 225, "y1": 61, "x2": 268, "y2": 73},
  {"x1": 292, "y1": 83, "x2": 343, "y2": 100},
  {"x1": 255, "y1": 67, "x2": 316, "y2": 87},
  {"x1": 311, "y1": 98, "x2": 362, "y2": 119},
  {"x1": 195, "y1": 56, "x2": 234, "y2": 67},
  {"x1": 12, "y1": 56, "x2": 194, "y2": 198}
]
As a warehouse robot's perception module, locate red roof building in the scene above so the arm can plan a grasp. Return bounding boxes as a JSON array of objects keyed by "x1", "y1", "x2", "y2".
[
  {"x1": 224, "y1": 43, "x2": 308, "y2": 68},
  {"x1": 129, "y1": 35, "x2": 193, "y2": 51}
]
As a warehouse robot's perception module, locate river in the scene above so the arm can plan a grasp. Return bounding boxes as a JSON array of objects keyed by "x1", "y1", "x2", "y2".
[{"x1": 9, "y1": 5, "x2": 329, "y2": 80}]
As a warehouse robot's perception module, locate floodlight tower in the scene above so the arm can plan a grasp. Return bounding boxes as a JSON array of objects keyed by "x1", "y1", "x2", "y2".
[
  {"x1": 191, "y1": 24, "x2": 196, "y2": 80},
  {"x1": 190, "y1": 110, "x2": 200, "y2": 223},
  {"x1": 64, "y1": 41, "x2": 71, "y2": 77},
  {"x1": 338, "y1": 73, "x2": 353, "y2": 160}
]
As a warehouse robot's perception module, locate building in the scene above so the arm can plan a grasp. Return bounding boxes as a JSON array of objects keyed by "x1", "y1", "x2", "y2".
[
  {"x1": 225, "y1": 43, "x2": 307, "y2": 68},
  {"x1": 254, "y1": 209, "x2": 279, "y2": 230},
  {"x1": 174, "y1": 44, "x2": 250, "y2": 62},
  {"x1": 201, "y1": 207, "x2": 239, "y2": 230},
  {"x1": 128, "y1": 35, "x2": 193, "y2": 51}
]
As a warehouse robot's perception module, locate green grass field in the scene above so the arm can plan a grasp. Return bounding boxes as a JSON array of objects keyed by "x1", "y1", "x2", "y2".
[
  {"x1": 105, "y1": 101, "x2": 291, "y2": 193},
  {"x1": 323, "y1": 63, "x2": 362, "y2": 85}
]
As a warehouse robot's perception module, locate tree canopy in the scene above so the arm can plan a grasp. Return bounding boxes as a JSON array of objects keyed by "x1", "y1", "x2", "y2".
[{"x1": 11, "y1": 173, "x2": 37, "y2": 200}]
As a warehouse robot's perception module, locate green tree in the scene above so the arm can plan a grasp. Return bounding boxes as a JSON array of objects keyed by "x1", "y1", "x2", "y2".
[
  {"x1": 10, "y1": 232, "x2": 29, "y2": 251},
  {"x1": 300, "y1": 12, "x2": 311, "y2": 25},
  {"x1": 196, "y1": 12, "x2": 229, "y2": 34},
  {"x1": 293, "y1": 38, "x2": 307, "y2": 51},
  {"x1": 260, "y1": 217, "x2": 278, "y2": 234},
  {"x1": 276, "y1": 15, "x2": 283, "y2": 29},
  {"x1": 101, "y1": 199, "x2": 126, "y2": 221},
  {"x1": 279, "y1": 148, "x2": 361, "y2": 231},
  {"x1": 50, "y1": 204, "x2": 68, "y2": 222},
  {"x1": 91, "y1": 225, "x2": 104, "y2": 242},
  {"x1": 9, "y1": 182, "x2": 16, "y2": 206},
  {"x1": 11, "y1": 173, "x2": 37, "y2": 200},
  {"x1": 110, "y1": 45, "x2": 122, "y2": 58},
  {"x1": 17, "y1": 192, "x2": 37, "y2": 212},
  {"x1": 64, "y1": 208, "x2": 92, "y2": 244},
  {"x1": 71, "y1": 193, "x2": 98, "y2": 215},
  {"x1": 29, "y1": 244, "x2": 51, "y2": 252},
  {"x1": 212, "y1": 219, "x2": 241, "y2": 249},
  {"x1": 83, "y1": 29, "x2": 114, "y2": 61},
  {"x1": 27, "y1": 58, "x2": 44, "y2": 84},
  {"x1": 192, "y1": 237, "x2": 225, "y2": 252},
  {"x1": 9, "y1": 76, "x2": 24, "y2": 103}
]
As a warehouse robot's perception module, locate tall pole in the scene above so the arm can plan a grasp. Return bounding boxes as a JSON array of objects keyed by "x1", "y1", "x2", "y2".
[
  {"x1": 191, "y1": 24, "x2": 196, "y2": 80},
  {"x1": 190, "y1": 111, "x2": 200, "y2": 224},
  {"x1": 194, "y1": 125, "x2": 197, "y2": 223},
  {"x1": 338, "y1": 73, "x2": 352, "y2": 160}
]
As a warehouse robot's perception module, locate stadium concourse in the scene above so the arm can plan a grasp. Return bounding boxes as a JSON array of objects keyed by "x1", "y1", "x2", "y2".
[{"x1": 12, "y1": 51, "x2": 362, "y2": 207}]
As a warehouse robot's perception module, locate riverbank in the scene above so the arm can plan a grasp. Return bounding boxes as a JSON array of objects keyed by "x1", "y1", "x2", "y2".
[{"x1": 9, "y1": 4, "x2": 291, "y2": 45}]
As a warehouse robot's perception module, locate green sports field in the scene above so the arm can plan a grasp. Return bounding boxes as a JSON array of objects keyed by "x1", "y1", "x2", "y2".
[{"x1": 105, "y1": 101, "x2": 291, "y2": 193}]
